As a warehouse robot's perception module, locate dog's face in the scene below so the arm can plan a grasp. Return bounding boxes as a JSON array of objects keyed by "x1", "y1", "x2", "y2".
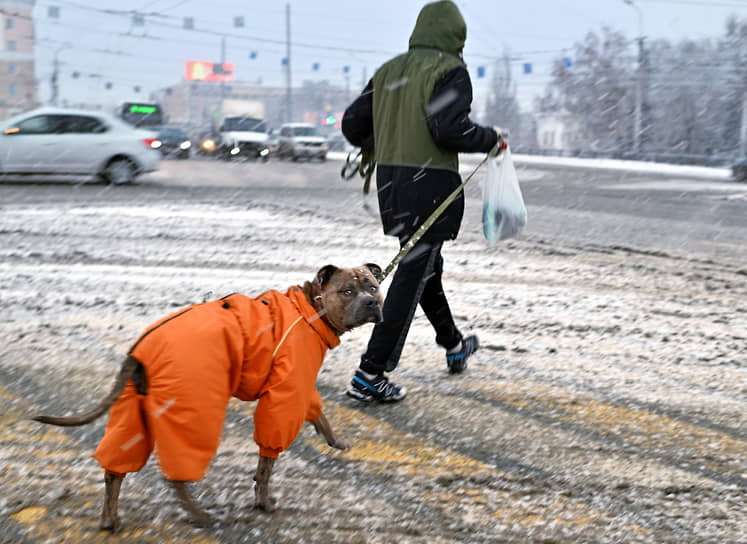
[{"x1": 305, "y1": 263, "x2": 384, "y2": 335}]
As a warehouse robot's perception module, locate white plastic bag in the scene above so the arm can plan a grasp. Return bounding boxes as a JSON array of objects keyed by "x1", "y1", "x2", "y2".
[{"x1": 482, "y1": 147, "x2": 527, "y2": 243}]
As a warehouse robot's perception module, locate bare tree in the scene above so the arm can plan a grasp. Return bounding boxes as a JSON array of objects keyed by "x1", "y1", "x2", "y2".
[{"x1": 483, "y1": 52, "x2": 522, "y2": 144}]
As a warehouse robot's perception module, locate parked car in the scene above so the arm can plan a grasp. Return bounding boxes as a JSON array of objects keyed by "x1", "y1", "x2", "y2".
[
  {"x1": 155, "y1": 126, "x2": 191, "y2": 159},
  {"x1": 0, "y1": 107, "x2": 159, "y2": 184},
  {"x1": 732, "y1": 158, "x2": 747, "y2": 182},
  {"x1": 277, "y1": 123, "x2": 327, "y2": 161}
]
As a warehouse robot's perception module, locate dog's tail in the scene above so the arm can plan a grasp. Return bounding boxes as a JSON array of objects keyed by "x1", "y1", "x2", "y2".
[{"x1": 32, "y1": 356, "x2": 139, "y2": 427}]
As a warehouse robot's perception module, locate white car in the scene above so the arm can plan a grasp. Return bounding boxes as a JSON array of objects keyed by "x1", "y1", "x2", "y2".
[
  {"x1": 277, "y1": 123, "x2": 328, "y2": 161},
  {"x1": 0, "y1": 107, "x2": 160, "y2": 184}
]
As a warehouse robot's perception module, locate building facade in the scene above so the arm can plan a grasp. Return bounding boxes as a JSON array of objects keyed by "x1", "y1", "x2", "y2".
[
  {"x1": 535, "y1": 114, "x2": 581, "y2": 153},
  {"x1": 0, "y1": 0, "x2": 37, "y2": 120}
]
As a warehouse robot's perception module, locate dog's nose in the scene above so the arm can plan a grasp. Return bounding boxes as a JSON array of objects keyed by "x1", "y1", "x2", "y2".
[{"x1": 364, "y1": 296, "x2": 379, "y2": 308}]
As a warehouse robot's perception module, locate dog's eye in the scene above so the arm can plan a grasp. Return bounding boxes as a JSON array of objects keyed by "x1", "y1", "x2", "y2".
[
  {"x1": 342, "y1": 289, "x2": 353, "y2": 296},
  {"x1": 369, "y1": 285, "x2": 378, "y2": 292}
]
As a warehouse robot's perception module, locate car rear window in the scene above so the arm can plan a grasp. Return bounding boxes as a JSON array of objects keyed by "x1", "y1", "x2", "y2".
[
  {"x1": 60, "y1": 115, "x2": 106, "y2": 134},
  {"x1": 159, "y1": 127, "x2": 186, "y2": 138}
]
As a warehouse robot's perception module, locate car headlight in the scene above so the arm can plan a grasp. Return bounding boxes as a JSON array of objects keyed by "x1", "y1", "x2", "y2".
[
  {"x1": 201, "y1": 139, "x2": 215, "y2": 151},
  {"x1": 180, "y1": 140, "x2": 191, "y2": 150},
  {"x1": 150, "y1": 139, "x2": 162, "y2": 149}
]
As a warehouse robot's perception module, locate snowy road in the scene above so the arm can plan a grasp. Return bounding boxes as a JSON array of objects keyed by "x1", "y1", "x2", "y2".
[{"x1": 0, "y1": 157, "x2": 745, "y2": 543}]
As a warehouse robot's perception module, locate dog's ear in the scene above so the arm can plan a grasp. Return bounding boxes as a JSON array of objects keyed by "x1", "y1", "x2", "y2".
[
  {"x1": 363, "y1": 263, "x2": 383, "y2": 282},
  {"x1": 316, "y1": 265, "x2": 339, "y2": 288}
]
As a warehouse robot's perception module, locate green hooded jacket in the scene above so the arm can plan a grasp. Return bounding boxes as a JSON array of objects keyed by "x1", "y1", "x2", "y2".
[{"x1": 372, "y1": 1, "x2": 467, "y2": 172}]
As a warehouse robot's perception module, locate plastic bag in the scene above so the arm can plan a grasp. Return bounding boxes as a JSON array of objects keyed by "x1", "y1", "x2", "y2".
[{"x1": 482, "y1": 147, "x2": 527, "y2": 243}]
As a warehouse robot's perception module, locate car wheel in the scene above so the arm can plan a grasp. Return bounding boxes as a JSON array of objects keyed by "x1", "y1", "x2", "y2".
[
  {"x1": 319, "y1": 154, "x2": 326, "y2": 162},
  {"x1": 103, "y1": 158, "x2": 136, "y2": 185}
]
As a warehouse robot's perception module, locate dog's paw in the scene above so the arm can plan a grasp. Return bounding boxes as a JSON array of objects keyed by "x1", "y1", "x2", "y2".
[
  {"x1": 189, "y1": 511, "x2": 215, "y2": 528},
  {"x1": 100, "y1": 515, "x2": 122, "y2": 534},
  {"x1": 330, "y1": 437, "x2": 350, "y2": 450},
  {"x1": 254, "y1": 495, "x2": 277, "y2": 513}
]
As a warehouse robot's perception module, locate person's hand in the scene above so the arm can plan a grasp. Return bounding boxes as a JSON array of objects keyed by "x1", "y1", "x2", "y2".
[{"x1": 489, "y1": 126, "x2": 508, "y2": 156}]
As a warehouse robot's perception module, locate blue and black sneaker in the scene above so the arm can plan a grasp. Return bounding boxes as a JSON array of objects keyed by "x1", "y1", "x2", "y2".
[
  {"x1": 446, "y1": 334, "x2": 479, "y2": 374},
  {"x1": 346, "y1": 370, "x2": 407, "y2": 403}
]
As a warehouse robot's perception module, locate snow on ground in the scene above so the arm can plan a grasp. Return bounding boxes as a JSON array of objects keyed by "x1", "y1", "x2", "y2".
[{"x1": 0, "y1": 158, "x2": 744, "y2": 543}]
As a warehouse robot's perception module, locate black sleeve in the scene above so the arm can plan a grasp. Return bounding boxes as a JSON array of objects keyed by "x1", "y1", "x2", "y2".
[
  {"x1": 427, "y1": 66, "x2": 498, "y2": 153},
  {"x1": 342, "y1": 79, "x2": 374, "y2": 150}
]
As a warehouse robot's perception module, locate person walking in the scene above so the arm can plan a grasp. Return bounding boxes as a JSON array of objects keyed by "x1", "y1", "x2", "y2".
[{"x1": 342, "y1": 0, "x2": 503, "y2": 403}]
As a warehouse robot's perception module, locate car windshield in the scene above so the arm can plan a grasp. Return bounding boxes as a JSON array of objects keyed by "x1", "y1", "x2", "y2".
[
  {"x1": 224, "y1": 117, "x2": 267, "y2": 132},
  {"x1": 292, "y1": 126, "x2": 320, "y2": 137}
]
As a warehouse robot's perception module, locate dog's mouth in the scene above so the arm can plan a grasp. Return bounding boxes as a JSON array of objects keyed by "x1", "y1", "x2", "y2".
[
  {"x1": 345, "y1": 306, "x2": 383, "y2": 329},
  {"x1": 368, "y1": 309, "x2": 383, "y2": 324}
]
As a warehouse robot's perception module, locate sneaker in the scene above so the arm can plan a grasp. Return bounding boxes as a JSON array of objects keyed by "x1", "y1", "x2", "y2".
[
  {"x1": 346, "y1": 370, "x2": 407, "y2": 403},
  {"x1": 446, "y1": 335, "x2": 479, "y2": 374}
]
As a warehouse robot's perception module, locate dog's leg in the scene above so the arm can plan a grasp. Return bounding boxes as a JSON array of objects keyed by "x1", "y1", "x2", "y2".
[
  {"x1": 100, "y1": 471, "x2": 123, "y2": 533},
  {"x1": 312, "y1": 412, "x2": 350, "y2": 450},
  {"x1": 169, "y1": 480, "x2": 213, "y2": 527},
  {"x1": 253, "y1": 456, "x2": 276, "y2": 512}
]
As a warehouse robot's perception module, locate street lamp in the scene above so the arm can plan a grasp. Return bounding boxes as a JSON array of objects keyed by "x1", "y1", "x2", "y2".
[
  {"x1": 623, "y1": 0, "x2": 644, "y2": 156},
  {"x1": 50, "y1": 43, "x2": 72, "y2": 106}
]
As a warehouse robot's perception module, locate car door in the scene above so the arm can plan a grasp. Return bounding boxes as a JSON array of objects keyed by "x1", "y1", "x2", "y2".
[
  {"x1": 1, "y1": 114, "x2": 60, "y2": 173},
  {"x1": 56, "y1": 114, "x2": 110, "y2": 174}
]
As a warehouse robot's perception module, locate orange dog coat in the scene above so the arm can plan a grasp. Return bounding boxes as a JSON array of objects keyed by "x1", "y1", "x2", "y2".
[{"x1": 93, "y1": 286, "x2": 339, "y2": 481}]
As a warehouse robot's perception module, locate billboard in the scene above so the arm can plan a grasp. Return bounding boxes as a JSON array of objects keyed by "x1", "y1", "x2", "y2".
[{"x1": 185, "y1": 60, "x2": 235, "y2": 82}]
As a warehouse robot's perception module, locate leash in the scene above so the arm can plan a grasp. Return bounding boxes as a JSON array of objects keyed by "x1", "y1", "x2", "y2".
[
  {"x1": 341, "y1": 148, "x2": 376, "y2": 195},
  {"x1": 380, "y1": 154, "x2": 491, "y2": 282}
]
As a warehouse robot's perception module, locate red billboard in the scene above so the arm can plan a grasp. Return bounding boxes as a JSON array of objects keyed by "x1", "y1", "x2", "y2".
[{"x1": 185, "y1": 60, "x2": 234, "y2": 82}]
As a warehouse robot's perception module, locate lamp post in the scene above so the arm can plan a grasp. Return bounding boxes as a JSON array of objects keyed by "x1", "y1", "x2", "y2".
[
  {"x1": 623, "y1": 0, "x2": 644, "y2": 156},
  {"x1": 50, "y1": 43, "x2": 71, "y2": 106}
]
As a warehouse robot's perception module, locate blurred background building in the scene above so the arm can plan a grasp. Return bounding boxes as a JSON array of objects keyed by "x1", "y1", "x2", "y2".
[
  {"x1": 152, "y1": 78, "x2": 349, "y2": 135},
  {"x1": 0, "y1": 0, "x2": 37, "y2": 119}
]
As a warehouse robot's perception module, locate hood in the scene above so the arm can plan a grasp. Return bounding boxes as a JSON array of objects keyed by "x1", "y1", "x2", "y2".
[
  {"x1": 224, "y1": 131, "x2": 268, "y2": 142},
  {"x1": 293, "y1": 136, "x2": 326, "y2": 143},
  {"x1": 408, "y1": 0, "x2": 466, "y2": 57}
]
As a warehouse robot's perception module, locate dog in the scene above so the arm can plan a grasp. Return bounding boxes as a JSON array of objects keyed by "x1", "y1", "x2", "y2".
[{"x1": 33, "y1": 263, "x2": 384, "y2": 532}]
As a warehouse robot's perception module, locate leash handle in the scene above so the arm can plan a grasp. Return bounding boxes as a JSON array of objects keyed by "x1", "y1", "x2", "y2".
[{"x1": 380, "y1": 154, "x2": 490, "y2": 282}]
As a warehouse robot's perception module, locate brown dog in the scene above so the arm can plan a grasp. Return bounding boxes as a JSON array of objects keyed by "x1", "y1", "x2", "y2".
[{"x1": 33, "y1": 263, "x2": 384, "y2": 531}]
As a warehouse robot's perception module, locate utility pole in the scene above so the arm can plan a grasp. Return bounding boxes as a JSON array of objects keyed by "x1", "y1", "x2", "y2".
[
  {"x1": 220, "y1": 35, "x2": 227, "y2": 102},
  {"x1": 740, "y1": 92, "x2": 747, "y2": 159},
  {"x1": 623, "y1": 0, "x2": 644, "y2": 156},
  {"x1": 50, "y1": 44, "x2": 69, "y2": 106},
  {"x1": 285, "y1": 3, "x2": 292, "y2": 123}
]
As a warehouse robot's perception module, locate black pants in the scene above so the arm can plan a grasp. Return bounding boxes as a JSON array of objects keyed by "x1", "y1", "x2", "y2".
[{"x1": 360, "y1": 241, "x2": 462, "y2": 375}]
